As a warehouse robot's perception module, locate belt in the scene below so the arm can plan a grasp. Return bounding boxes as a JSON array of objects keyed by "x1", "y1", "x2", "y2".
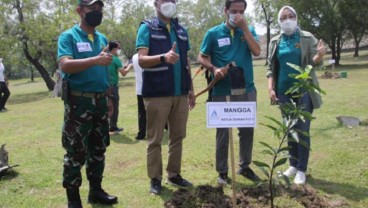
[{"x1": 70, "y1": 91, "x2": 107, "y2": 99}]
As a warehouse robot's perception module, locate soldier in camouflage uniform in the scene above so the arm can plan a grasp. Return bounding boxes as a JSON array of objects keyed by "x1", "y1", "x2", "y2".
[{"x1": 57, "y1": 0, "x2": 117, "y2": 207}]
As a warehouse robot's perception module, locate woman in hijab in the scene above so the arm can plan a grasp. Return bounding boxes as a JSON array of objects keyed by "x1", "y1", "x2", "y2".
[{"x1": 266, "y1": 6, "x2": 326, "y2": 185}]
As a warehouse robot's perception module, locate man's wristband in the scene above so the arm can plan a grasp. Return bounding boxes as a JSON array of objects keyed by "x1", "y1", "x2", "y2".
[{"x1": 160, "y1": 54, "x2": 166, "y2": 63}]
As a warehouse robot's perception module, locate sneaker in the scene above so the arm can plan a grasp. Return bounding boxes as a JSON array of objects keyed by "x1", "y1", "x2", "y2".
[
  {"x1": 150, "y1": 179, "x2": 162, "y2": 195},
  {"x1": 294, "y1": 171, "x2": 306, "y2": 185},
  {"x1": 237, "y1": 168, "x2": 261, "y2": 181},
  {"x1": 166, "y1": 174, "x2": 193, "y2": 188},
  {"x1": 217, "y1": 172, "x2": 231, "y2": 186},
  {"x1": 283, "y1": 166, "x2": 297, "y2": 177}
]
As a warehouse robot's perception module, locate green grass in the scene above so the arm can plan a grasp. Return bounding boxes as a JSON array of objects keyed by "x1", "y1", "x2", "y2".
[{"x1": 1, "y1": 50, "x2": 368, "y2": 208}]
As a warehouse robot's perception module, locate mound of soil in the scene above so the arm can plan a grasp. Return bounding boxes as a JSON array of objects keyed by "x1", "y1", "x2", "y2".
[
  {"x1": 164, "y1": 184, "x2": 345, "y2": 208},
  {"x1": 321, "y1": 71, "x2": 340, "y2": 79}
]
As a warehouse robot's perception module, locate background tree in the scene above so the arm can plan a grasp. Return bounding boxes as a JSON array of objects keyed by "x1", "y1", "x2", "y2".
[
  {"x1": 277, "y1": 0, "x2": 349, "y2": 65},
  {"x1": 253, "y1": 0, "x2": 280, "y2": 65},
  {"x1": 338, "y1": 0, "x2": 368, "y2": 57},
  {"x1": 1, "y1": 0, "x2": 367, "y2": 90},
  {"x1": 0, "y1": 0, "x2": 77, "y2": 90},
  {"x1": 100, "y1": 0, "x2": 154, "y2": 60}
]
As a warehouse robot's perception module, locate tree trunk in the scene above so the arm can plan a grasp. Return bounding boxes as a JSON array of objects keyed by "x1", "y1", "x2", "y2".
[
  {"x1": 265, "y1": 26, "x2": 271, "y2": 66},
  {"x1": 15, "y1": 0, "x2": 55, "y2": 91},
  {"x1": 353, "y1": 37, "x2": 360, "y2": 57},
  {"x1": 31, "y1": 68, "x2": 34, "y2": 82},
  {"x1": 25, "y1": 53, "x2": 55, "y2": 90},
  {"x1": 336, "y1": 37, "x2": 341, "y2": 65}
]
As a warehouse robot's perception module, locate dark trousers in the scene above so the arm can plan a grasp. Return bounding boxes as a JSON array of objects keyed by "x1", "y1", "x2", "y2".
[
  {"x1": 213, "y1": 90, "x2": 257, "y2": 173},
  {"x1": 137, "y1": 95, "x2": 146, "y2": 138},
  {"x1": 109, "y1": 86, "x2": 120, "y2": 129},
  {"x1": 278, "y1": 93, "x2": 314, "y2": 172},
  {"x1": 0, "y1": 81, "x2": 10, "y2": 109}
]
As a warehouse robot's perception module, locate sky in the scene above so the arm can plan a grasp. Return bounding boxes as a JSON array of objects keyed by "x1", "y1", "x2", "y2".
[{"x1": 247, "y1": 0, "x2": 267, "y2": 35}]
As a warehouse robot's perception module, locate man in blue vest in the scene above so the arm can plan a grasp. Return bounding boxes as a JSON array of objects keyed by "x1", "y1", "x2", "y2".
[
  {"x1": 135, "y1": 0, "x2": 195, "y2": 195},
  {"x1": 198, "y1": 0, "x2": 261, "y2": 186},
  {"x1": 57, "y1": 0, "x2": 117, "y2": 207}
]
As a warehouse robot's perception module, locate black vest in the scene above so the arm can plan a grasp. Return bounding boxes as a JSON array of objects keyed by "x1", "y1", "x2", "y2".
[{"x1": 141, "y1": 17, "x2": 191, "y2": 97}]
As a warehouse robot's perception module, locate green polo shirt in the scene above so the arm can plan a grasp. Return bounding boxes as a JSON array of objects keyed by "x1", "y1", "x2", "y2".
[
  {"x1": 57, "y1": 24, "x2": 109, "y2": 92},
  {"x1": 200, "y1": 23, "x2": 258, "y2": 96},
  {"x1": 108, "y1": 55, "x2": 123, "y2": 86},
  {"x1": 276, "y1": 33, "x2": 301, "y2": 95},
  {"x1": 136, "y1": 19, "x2": 191, "y2": 96}
]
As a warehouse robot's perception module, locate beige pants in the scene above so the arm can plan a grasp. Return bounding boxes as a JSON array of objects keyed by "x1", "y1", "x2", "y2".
[{"x1": 144, "y1": 95, "x2": 189, "y2": 180}]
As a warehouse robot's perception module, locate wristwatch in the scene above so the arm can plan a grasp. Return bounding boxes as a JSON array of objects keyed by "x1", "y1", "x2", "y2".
[{"x1": 160, "y1": 54, "x2": 166, "y2": 63}]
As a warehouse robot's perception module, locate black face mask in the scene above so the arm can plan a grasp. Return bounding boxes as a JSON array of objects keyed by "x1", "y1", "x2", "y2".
[{"x1": 84, "y1": 10, "x2": 103, "y2": 27}]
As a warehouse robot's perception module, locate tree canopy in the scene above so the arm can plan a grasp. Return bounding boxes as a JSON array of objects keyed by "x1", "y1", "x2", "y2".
[{"x1": 0, "y1": 0, "x2": 367, "y2": 90}]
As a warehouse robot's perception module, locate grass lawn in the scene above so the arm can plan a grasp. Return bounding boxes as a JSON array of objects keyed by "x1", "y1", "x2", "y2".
[{"x1": 0, "y1": 50, "x2": 367, "y2": 208}]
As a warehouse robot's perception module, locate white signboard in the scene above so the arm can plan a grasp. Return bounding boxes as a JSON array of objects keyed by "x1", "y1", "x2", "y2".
[
  {"x1": 206, "y1": 102, "x2": 257, "y2": 128},
  {"x1": 328, "y1": 59, "x2": 335, "y2": 64}
]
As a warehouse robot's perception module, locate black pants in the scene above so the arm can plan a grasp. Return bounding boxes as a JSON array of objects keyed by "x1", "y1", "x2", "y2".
[
  {"x1": 109, "y1": 86, "x2": 119, "y2": 129},
  {"x1": 137, "y1": 95, "x2": 146, "y2": 137},
  {"x1": 0, "y1": 81, "x2": 10, "y2": 109}
]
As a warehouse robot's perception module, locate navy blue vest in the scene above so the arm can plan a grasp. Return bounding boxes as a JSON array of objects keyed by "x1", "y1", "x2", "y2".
[{"x1": 141, "y1": 17, "x2": 191, "y2": 97}]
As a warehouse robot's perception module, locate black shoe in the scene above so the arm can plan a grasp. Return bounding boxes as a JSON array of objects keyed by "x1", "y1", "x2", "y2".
[
  {"x1": 217, "y1": 172, "x2": 231, "y2": 186},
  {"x1": 68, "y1": 201, "x2": 82, "y2": 208},
  {"x1": 237, "y1": 168, "x2": 261, "y2": 181},
  {"x1": 135, "y1": 134, "x2": 145, "y2": 140},
  {"x1": 88, "y1": 189, "x2": 118, "y2": 205},
  {"x1": 150, "y1": 179, "x2": 162, "y2": 195},
  {"x1": 167, "y1": 174, "x2": 193, "y2": 188}
]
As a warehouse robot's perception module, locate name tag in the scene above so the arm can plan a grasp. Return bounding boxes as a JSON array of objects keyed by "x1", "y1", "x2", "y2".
[
  {"x1": 77, "y1": 42, "x2": 92, "y2": 52},
  {"x1": 217, "y1": 38, "x2": 231, "y2": 47}
]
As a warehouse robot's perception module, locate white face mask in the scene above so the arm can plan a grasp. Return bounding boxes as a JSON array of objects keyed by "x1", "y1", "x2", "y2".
[
  {"x1": 280, "y1": 19, "x2": 297, "y2": 36},
  {"x1": 116, "y1": 49, "x2": 121, "y2": 55},
  {"x1": 228, "y1": 13, "x2": 236, "y2": 27},
  {"x1": 160, "y1": 2, "x2": 176, "y2": 18}
]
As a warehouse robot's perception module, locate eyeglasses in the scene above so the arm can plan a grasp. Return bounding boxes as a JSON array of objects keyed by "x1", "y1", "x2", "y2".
[{"x1": 280, "y1": 15, "x2": 296, "y2": 21}]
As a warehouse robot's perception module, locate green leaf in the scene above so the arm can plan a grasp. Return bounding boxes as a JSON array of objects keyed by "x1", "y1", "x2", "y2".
[
  {"x1": 287, "y1": 63, "x2": 304, "y2": 73},
  {"x1": 261, "y1": 123, "x2": 278, "y2": 131},
  {"x1": 265, "y1": 116, "x2": 285, "y2": 128},
  {"x1": 259, "y1": 142, "x2": 277, "y2": 154},
  {"x1": 257, "y1": 166, "x2": 270, "y2": 179},
  {"x1": 277, "y1": 146, "x2": 290, "y2": 154},
  {"x1": 262, "y1": 149, "x2": 275, "y2": 156},
  {"x1": 253, "y1": 160, "x2": 271, "y2": 169},
  {"x1": 274, "y1": 158, "x2": 288, "y2": 168}
]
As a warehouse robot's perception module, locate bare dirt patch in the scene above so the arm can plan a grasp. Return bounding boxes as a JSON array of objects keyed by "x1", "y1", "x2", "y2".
[{"x1": 164, "y1": 184, "x2": 346, "y2": 208}]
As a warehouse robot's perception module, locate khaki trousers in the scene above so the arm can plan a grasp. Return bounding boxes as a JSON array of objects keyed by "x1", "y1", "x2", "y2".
[{"x1": 144, "y1": 95, "x2": 189, "y2": 180}]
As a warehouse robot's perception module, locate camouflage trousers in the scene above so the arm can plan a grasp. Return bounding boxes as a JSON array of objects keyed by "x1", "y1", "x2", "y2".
[{"x1": 62, "y1": 95, "x2": 110, "y2": 189}]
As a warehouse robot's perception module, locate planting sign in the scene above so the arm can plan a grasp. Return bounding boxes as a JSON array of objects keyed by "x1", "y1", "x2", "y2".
[{"x1": 206, "y1": 102, "x2": 257, "y2": 128}]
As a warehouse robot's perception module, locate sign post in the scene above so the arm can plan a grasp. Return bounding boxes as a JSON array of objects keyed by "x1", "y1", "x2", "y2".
[{"x1": 206, "y1": 100, "x2": 257, "y2": 208}]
